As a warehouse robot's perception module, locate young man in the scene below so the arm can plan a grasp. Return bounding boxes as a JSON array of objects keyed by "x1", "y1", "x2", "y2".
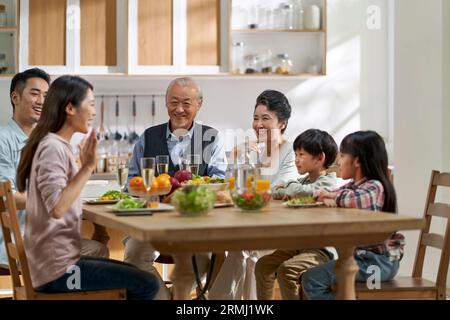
[{"x1": 0, "y1": 68, "x2": 108, "y2": 269}]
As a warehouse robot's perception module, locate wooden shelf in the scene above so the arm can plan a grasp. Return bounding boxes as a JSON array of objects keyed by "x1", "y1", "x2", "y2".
[
  {"x1": 0, "y1": 26, "x2": 18, "y2": 31},
  {"x1": 231, "y1": 29, "x2": 326, "y2": 33}
]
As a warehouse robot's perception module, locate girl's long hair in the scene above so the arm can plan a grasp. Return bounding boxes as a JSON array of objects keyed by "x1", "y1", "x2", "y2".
[
  {"x1": 340, "y1": 131, "x2": 397, "y2": 213},
  {"x1": 17, "y1": 76, "x2": 93, "y2": 192}
]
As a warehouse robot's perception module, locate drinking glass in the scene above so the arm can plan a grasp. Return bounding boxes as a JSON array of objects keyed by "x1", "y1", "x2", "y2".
[
  {"x1": 156, "y1": 155, "x2": 169, "y2": 175},
  {"x1": 141, "y1": 157, "x2": 155, "y2": 192},
  {"x1": 117, "y1": 158, "x2": 129, "y2": 194},
  {"x1": 140, "y1": 157, "x2": 157, "y2": 206},
  {"x1": 189, "y1": 154, "x2": 201, "y2": 176}
]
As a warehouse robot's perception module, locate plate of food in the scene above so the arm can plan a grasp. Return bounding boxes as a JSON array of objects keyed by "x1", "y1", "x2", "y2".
[
  {"x1": 181, "y1": 175, "x2": 229, "y2": 192},
  {"x1": 105, "y1": 198, "x2": 174, "y2": 216},
  {"x1": 214, "y1": 190, "x2": 234, "y2": 208},
  {"x1": 284, "y1": 196, "x2": 324, "y2": 208},
  {"x1": 84, "y1": 190, "x2": 132, "y2": 204}
]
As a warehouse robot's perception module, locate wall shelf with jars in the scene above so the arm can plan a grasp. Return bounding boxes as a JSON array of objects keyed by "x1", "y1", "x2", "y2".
[
  {"x1": 229, "y1": 0, "x2": 327, "y2": 77},
  {"x1": 0, "y1": 0, "x2": 19, "y2": 76}
]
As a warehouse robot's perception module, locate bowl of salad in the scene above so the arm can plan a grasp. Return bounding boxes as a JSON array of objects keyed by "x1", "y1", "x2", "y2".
[
  {"x1": 231, "y1": 189, "x2": 271, "y2": 211},
  {"x1": 171, "y1": 186, "x2": 216, "y2": 217}
]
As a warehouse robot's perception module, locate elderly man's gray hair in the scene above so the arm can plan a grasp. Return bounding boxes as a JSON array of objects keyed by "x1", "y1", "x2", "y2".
[{"x1": 165, "y1": 77, "x2": 203, "y2": 101}]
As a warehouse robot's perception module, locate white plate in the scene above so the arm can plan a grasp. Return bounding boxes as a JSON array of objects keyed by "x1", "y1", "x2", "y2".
[
  {"x1": 84, "y1": 199, "x2": 119, "y2": 205},
  {"x1": 283, "y1": 201, "x2": 324, "y2": 208},
  {"x1": 105, "y1": 203, "x2": 175, "y2": 216}
]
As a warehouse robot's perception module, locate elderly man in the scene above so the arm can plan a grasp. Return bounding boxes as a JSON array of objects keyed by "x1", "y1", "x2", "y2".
[
  {"x1": 124, "y1": 77, "x2": 226, "y2": 299},
  {"x1": 0, "y1": 69, "x2": 109, "y2": 270}
]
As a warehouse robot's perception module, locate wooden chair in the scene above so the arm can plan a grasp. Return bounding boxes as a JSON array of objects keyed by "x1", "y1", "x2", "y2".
[
  {"x1": 0, "y1": 180, "x2": 126, "y2": 300},
  {"x1": 356, "y1": 170, "x2": 450, "y2": 300}
]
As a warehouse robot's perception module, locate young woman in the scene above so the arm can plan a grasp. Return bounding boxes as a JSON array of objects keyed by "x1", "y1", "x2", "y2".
[
  {"x1": 208, "y1": 90, "x2": 299, "y2": 300},
  {"x1": 301, "y1": 130, "x2": 404, "y2": 300},
  {"x1": 17, "y1": 75, "x2": 159, "y2": 299}
]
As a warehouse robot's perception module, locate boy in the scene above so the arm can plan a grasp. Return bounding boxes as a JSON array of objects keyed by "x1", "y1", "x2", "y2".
[{"x1": 256, "y1": 129, "x2": 338, "y2": 300}]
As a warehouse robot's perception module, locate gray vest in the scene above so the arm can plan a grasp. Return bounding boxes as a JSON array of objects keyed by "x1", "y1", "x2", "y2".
[{"x1": 143, "y1": 122, "x2": 218, "y2": 176}]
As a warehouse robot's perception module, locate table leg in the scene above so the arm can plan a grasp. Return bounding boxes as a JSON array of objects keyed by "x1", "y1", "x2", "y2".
[
  {"x1": 91, "y1": 224, "x2": 110, "y2": 244},
  {"x1": 171, "y1": 253, "x2": 196, "y2": 300},
  {"x1": 334, "y1": 246, "x2": 359, "y2": 300}
]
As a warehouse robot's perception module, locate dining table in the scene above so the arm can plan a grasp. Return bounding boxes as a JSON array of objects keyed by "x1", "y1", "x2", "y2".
[{"x1": 82, "y1": 201, "x2": 424, "y2": 300}]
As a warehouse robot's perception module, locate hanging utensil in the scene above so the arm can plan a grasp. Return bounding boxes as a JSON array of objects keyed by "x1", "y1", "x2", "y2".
[
  {"x1": 114, "y1": 95, "x2": 123, "y2": 141},
  {"x1": 97, "y1": 96, "x2": 106, "y2": 139},
  {"x1": 151, "y1": 94, "x2": 156, "y2": 126},
  {"x1": 129, "y1": 95, "x2": 140, "y2": 144}
]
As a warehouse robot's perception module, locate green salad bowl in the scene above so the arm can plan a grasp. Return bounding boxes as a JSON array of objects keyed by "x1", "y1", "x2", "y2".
[{"x1": 171, "y1": 186, "x2": 216, "y2": 217}]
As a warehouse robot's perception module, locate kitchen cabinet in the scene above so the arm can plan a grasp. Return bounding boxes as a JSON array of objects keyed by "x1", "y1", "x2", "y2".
[
  {"x1": 20, "y1": 0, "x2": 126, "y2": 74},
  {"x1": 127, "y1": 0, "x2": 222, "y2": 75},
  {"x1": 13, "y1": 0, "x2": 326, "y2": 77},
  {"x1": 229, "y1": 0, "x2": 327, "y2": 76},
  {"x1": 0, "y1": 0, "x2": 19, "y2": 76}
]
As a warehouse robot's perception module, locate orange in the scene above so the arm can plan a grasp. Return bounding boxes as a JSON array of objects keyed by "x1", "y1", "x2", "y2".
[
  {"x1": 156, "y1": 175, "x2": 171, "y2": 189},
  {"x1": 129, "y1": 176, "x2": 144, "y2": 190},
  {"x1": 158, "y1": 173, "x2": 171, "y2": 180},
  {"x1": 150, "y1": 179, "x2": 159, "y2": 190}
]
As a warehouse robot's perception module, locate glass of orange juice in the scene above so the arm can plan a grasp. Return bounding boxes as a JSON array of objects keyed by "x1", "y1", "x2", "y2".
[
  {"x1": 255, "y1": 179, "x2": 271, "y2": 193},
  {"x1": 228, "y1": 176, "x2": 236, "y2": 190}
]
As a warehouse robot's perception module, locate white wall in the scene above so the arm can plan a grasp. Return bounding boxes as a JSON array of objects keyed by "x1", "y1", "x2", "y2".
[
  {"x1": 443, "y1": 0, "x2": 450, "y2": 287},
  {"x1": 0, "y1": 0, "x2": 391, "y2": 150},
  {"x1": 394, "y1": 0, "x2": 449, "y2": 282}
]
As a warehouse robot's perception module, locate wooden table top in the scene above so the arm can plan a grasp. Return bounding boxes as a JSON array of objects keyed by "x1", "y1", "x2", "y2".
[{"x1": 83, "y1": 202, "x2": 424, "y2": 252}]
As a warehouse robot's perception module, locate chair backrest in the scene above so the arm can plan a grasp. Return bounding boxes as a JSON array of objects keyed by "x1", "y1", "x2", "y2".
[
  {"x1": 412, "y1": 170, "x2": 450, "y2": 299},
  {"x1": 0, "y1": 181, "x2": 35, "y2": 299}
]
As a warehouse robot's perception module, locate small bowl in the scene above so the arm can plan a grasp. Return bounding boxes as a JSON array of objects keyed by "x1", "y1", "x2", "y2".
[
  {"x1": 231, "y1": 189, "x2": 271, "y2": 211},
  {"x1": 171, "y1": 186, "x2": 216, "y2": 217}
]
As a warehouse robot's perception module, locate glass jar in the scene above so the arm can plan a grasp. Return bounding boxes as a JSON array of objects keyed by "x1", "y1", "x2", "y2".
[
  {"x1": 260, "y1": 49, "x2": 273, "y2": 74},
  {"x1": 294, "y1": 0, "x2": 304, "y2": 29},
  {"x1": 244, "y1": 54, "x2": 260, "y2": 74},
  {"x1": 0, "y1": 54, "x2": 7, "y2": 74},
  {"x1": 0, "y1": 5, "x2": 7, "y2": 27},
  {"x1": 281, "y1": 4, "x2": 295, "y2": 30},
  {"x1": 304, "y1": 5, "x2": 321, "y2": 30},
  {"x1": 274, "y1": 53, "x2": 293, "y2": 75},
  {"x1": 232, "y1": 42, "x2": 245, "y2": 74}
]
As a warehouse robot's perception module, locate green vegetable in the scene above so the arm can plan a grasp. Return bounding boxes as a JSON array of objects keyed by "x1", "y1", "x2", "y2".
[
  {"x1": 115, "y1": 198, "x2": 146, "y2": 209},
  {"x1": 287, "y1": 196, "x2": 317, "y2": 205},
  {"x1": 99, "y1": 190, "x2": 131, "y2": 201},
  {"x1": 171, "y1": 187, "x2": 216, "y2": 216}
]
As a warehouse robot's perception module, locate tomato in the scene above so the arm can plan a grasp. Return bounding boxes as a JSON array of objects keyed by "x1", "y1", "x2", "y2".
[{"x1": 242, "y1": 192, "x2": 254, "y2": 201}]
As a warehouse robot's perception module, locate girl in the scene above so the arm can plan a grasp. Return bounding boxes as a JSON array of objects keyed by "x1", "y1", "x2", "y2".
[
  {"x1": 17, "y1": 75, "x2": 159, "y2": 299},
  {"x1": 208, "y1": 90, "x2": 299, "y2": 300},
  {"x1": 301, "y1": 130, "x2": 404, "y2": 300}
]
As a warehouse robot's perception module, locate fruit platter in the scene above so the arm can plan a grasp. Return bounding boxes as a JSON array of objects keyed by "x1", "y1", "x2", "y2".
[
  {"x1": 179, "y1": 172, "x2": 229, "y2": 192},
  {"x1": 127, "y1": 174, "x2": 174, "y2": 197}
]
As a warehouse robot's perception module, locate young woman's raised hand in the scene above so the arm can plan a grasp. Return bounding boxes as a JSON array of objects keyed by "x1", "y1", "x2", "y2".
[{"x1": 79, "y1": 129, "x2": 98, "y2": 171}]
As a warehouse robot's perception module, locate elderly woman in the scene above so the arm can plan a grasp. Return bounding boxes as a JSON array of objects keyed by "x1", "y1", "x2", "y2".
[{"x1": 208, "y1": 90, "x2": 299, "y2": 300}]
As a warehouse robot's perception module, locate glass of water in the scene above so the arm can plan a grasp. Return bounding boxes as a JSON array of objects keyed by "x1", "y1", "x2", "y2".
[{"x1": 156, "y1": 155, "x2": 169, "y2": 175}]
